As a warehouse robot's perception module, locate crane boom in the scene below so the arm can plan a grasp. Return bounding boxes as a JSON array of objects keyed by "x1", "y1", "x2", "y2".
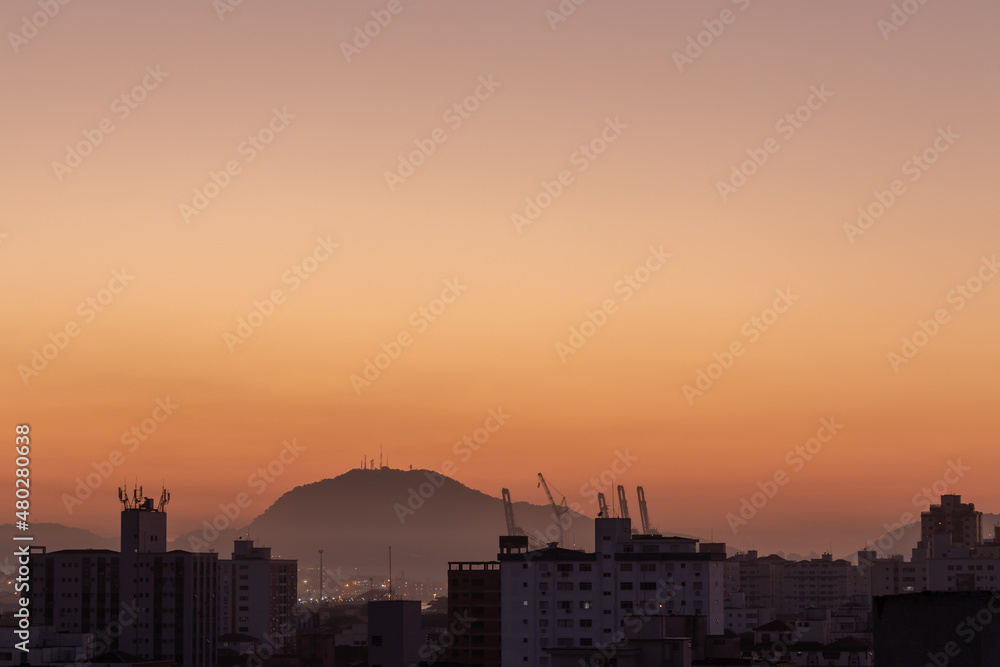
[
  {"x1": 501, "y1": 488, "x2": 527, "y2": 536},
  {"x1": 537, "y1": 473, "x2": 569, "y2": 546},
  {"x1": 616, "y1": 485, "x2": 630, "y2": 520},
  {"x1": 597, "y1": 492, "x2": 609, "y2": 518},
  {"x1": 637, "y1": 486, "x2": 652, "y2": 534}
]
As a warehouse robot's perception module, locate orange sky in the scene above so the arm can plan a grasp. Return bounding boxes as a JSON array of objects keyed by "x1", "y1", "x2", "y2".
[{"x1": 3, "y1": 0, "x2": 999, "y2": 557}]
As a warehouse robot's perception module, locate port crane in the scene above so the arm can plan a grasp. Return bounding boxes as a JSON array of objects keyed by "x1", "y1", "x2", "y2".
[
  {"x1": 501, "y1": 488, "x2": 527, "y2": 537},
  {"x1": 616, "y1": 485, "x2": 630, "y2": 521},
  {"x1": 637, "y1": 485, "x2": 653, "y2": 534},
  {"x1": 597, "y1": 492, "x2": 610, "y2": 518},
  {"x1": 538, "y1": 473, "x2": 570, "y2": 547}
]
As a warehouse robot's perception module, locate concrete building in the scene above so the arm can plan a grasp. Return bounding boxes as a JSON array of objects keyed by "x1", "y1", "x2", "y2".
[
  {"x1": 27, "y1": 548, "x2": 121, "y2": 634},
  {"x1": 723, "y1": 591, "x2": 774, "y2": 635},
  {"x1": 920, "y1": 494, "x2": 982, "y2": 556},
  {"x1": 447, "y1": 560, "x2": 501, "y2": 667},
  {"x1": 117, "y1": 490, "x2": 218, "y2": 667},
  {"x1": 777, "y1": 554, "x2": 862, "y2": 616},
  {"x1": 498, "y1": 518, "x2": 725, "y2": 667},
  {"x1": 859, "y1": 496, "x2": 1000, "y2": 599},
  {"x1": 367, "y1": 600, "x2": 423, "y2": 667},
  {"x1": 25, "y1": 489, "x2": 217, "y2": 667},
  {"x1": 217, "y1": 539, "x2": 297, "y2": 652},
  {"x1": 728, "y1": 551, "x2": 862, "y2": 617}
]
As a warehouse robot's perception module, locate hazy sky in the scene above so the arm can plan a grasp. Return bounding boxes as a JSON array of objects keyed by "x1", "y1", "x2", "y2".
[{"x1": 3, "y1": 0, "x2": 999, "y2": 557}]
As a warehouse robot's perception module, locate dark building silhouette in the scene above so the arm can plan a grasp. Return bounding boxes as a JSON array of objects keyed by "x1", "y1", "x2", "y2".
[
  {"x1": 874, "y1": 591, "x2": 1000, "y2": 666},
  {"x1": 920, "y1": 494, "x2": 983, "y2": 557},
  {"x1": 446, "y1": 560, "x2": 501, "y2": 666},
  {"x1": 367, "y1": 600, "x2": 422, "y2": 667}
]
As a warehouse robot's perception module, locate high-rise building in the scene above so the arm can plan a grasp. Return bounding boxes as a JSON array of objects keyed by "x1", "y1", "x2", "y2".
[
  {"x1": 29, "y1": 488, "x2": 218, "y2": 667},
  {"x1": 446, "y1": 560, "x2": 501, "y2": 666},
  {"x1": 217, "y1": 538, "x2": 297, "y2": 651},
  {"x1": 117, "y1": 488, "x2": 218, "y2": 667},
  {"x1": 920, "y1": 494, "x2": 982, "y2": 555},
  {"x1": 499, "y1": 518, "x2": 726, "y2": 667},
  {"x1": 28, "y1": 548, "x2": 121, "y2": 635}
]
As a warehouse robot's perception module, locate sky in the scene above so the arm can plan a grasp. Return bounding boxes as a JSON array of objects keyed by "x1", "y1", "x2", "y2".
[{"x1": 3, "y1": 0, "x2": 999, "y2": 558}]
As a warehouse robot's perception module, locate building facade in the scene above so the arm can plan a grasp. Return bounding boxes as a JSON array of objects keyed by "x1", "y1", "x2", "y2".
[{"x1": 499, "y1": 518, "x2": 725, "y2": 667}]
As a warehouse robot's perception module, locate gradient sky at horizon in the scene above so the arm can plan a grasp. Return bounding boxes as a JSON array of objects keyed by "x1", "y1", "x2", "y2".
[{"x1": 3, "y1": 0, "x2": 999, "y2": 557}]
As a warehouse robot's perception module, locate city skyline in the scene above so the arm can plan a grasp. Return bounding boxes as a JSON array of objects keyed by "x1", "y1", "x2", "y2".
[{"x1": 4, "y1": 0, "x2": 1000, "y2": 568}]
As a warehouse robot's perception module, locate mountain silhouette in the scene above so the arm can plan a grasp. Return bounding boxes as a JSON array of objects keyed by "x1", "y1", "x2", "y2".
[{"x1": 169, "y1": 467, "x2": 596, "y2": 581}]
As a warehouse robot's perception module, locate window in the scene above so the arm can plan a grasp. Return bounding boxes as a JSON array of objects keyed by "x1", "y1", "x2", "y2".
[
  {"x1": 371, "y1": 636, "x2": 382, "y2": 647},
  {"x1": 620, "y1": 582, "x2": 633, "y2": 590},
  {"x1": 620, "y1": 564, "x2": 633, "y2": 572},
  {"x1": 579, "y1": 582, "x2": 592, "y2": 590}
]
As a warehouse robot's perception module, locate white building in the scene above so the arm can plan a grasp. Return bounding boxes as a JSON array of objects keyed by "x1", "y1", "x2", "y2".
[
  {"x1": 217, "y1": 539, "x2": 296, "y2": 651},
  {"x1": 499, "y1": 518, "x2": 725, "y2": 667}
]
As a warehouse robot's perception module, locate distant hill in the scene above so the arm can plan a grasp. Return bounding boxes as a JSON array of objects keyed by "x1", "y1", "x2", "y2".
[
  {"x1": 169, "y1": 467, "x2": 597, "y2": 580},
  {"x1": 0, "y1": 523, "x2": 116, "y2": 575}
]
